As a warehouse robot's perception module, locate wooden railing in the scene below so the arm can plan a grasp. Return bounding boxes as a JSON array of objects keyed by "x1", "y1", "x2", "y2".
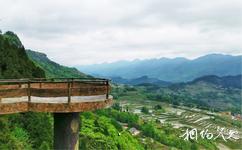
[{"x1": 0, "y1": 78, "x2": 111, "y2": 103}]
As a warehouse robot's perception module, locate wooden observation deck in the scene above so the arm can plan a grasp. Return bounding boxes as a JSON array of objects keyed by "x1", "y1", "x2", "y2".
[{"x1": 0, "y1": 78, "x2": 113, "y2": 114}]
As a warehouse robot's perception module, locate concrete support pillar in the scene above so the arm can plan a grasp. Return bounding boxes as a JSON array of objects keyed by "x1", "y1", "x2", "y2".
[{"x1": 54, "y1": 112, "x2": 80, "y2": 150}]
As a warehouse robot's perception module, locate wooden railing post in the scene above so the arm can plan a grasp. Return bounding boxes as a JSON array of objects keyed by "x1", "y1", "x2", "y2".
[
  {"x1": 68, "y1": 80, "x2": 71, "y2": 103},
  {"x1": 71, "y1": 78, "x2": 74, "y2": 87},
  {"x1": 106, "y1": 80, "x2": 109, "y2": 99},
  {"x1": 28, "y1": 81, "x2": 31, "y2": 102}
]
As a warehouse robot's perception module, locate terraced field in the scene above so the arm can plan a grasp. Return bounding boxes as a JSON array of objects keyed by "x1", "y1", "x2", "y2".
[{"x1": 121, "y1": 101, "x2": 242, "y2": 150}]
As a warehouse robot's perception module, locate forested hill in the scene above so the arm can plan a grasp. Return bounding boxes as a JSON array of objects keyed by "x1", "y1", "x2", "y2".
[
  {"x1": 0, "y1": 31, "x2": 45, "y2": 78},
  {"x1": 0, "y1": 31, "x2": 88, "y2": 79},
  {"x1": 26, "y1": 50, "x2": 89, "y2": 78},
  {"x1": 191, "y1": 74, "x2": 242, "y2": 89},
  {"x1": 0, "y1": 31, "x2": 51, "y2": 149},
  {"x1": 78, "y1": 54, "x2": 241, "y2": 82},
  {"x1": 156, "y1": 74, "x2": 241, "y2": 113}
]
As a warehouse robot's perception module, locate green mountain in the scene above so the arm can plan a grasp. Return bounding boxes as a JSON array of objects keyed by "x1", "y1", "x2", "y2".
[
  {"x1": 136, "y1": 75, "x2": 241, "y2": 113},
  {"x1": 78, "y1": 54, "x2": 242, "y2": 82},
  {"x1": 26, "y1": 50, "x2": 89, "y2": 78},
  {"x1": 191, "y1": 75, "x2": 242, "y2": 89},
  {"x1": 0, "y1": 31, "x2": 45, "y2": 78}
]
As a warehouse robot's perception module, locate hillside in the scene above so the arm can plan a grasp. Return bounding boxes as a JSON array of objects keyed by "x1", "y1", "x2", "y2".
[
  {"x1": 78, "y1": 54, "x2": 242, "y2": 82},
  {"x1": 112, "y1": 74, "x2": 241, "y2": 113},
  {"x1": 191, "y1": 75, "x2": 242, "y2": 89},
  {"x1": 26, "y1": 50, "x2": 89, "y2": 78},
  {"x1": 0, "y1": 31, "x2": 51, "y2": 149},
  {"x1": 0, "y1": 31, "x2": 45, "y2": 78},
  {"x1": 147, "y1": 75, "x2": 241, "y2": 113}
]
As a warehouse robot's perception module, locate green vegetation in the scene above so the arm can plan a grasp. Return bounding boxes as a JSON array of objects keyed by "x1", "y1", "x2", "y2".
[
  {"x1": 111, "y1": 82, "x2": 241, "y2": 149},
  {"x1": 0, "y1": 31, "x2": 45, "y2": 78},
  {"x1": 0, "y1": 31, "x2": 52, "y2": 149},
  {"x1": 97, "y1": 108, "x2": 219, "y2": 150},
  {"x1": 111, "y1": 75, "x2": 241, "y2": 114},
  {"x1": 141, "y1": 122, "x2": 218, "y2": 150},
  {"x1": 141, "y1": 106, "x2": 149, "y2": 114},
  {"x1": 8, "y1": 113, "x2": 53, "y2": 149},
  {"x1": 80, "y1": 111, "x2": 143, "y2": 150},
  {"x1": 26, "y1": 50, "x2": 89, "y2": 78}
]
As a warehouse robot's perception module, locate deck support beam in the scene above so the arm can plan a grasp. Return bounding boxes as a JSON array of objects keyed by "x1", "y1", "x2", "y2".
[{"x1": 54, "y1": 112, "x2": 80, "y2": 150}]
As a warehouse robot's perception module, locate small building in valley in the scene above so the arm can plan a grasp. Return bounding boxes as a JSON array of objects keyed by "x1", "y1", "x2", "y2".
[{"x1": 129, "y1": 127, "x2": 140, "y2": 136}]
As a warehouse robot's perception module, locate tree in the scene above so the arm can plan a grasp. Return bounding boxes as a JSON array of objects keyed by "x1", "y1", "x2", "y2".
[
  {"x1": 112, "y1": 103, "x2": 122, "y2": 111},
  {"x1": 154, "y1": 104, "x2": 162, "y2": 110},
  {"x1": 141, "y1": 107, "x2": 149, "y2": 114}
]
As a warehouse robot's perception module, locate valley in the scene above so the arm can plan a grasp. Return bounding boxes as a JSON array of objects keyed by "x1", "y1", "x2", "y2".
[
  {"x1": 115, "y1": 100, "x2": 242, "y2": 150},
  {"x1": 110, "y1": 78, "x2": 242, "y2": 150}
]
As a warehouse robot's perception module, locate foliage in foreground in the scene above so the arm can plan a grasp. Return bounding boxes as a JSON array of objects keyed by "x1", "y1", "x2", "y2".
[
  {"x1": 97, "y1": 109, "x2": 218, "y2": 150},
  {"x1": 79, "y1": 111, "x2": 143, "y2": 150},
  {"x1": 0, "y1": 113, "x2": 53, "y2": 150}
]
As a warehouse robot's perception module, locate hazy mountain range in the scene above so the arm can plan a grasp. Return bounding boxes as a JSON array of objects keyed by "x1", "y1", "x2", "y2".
[
  {"x1": 77, "y1": 54, "x2": 242, "y2": 82},
  {"x1": 111, "y1": 76, "x2": 172, "y2": 87}
]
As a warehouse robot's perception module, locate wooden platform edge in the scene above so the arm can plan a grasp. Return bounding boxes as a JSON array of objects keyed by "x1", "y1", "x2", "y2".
[{"x1": 0, "y1": 98, "x2": 113, "y2": 114}]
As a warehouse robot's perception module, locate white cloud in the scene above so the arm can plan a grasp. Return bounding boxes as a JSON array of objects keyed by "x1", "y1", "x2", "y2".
[{"x1": 0, "y1": 0, "x2": 241, "y2": 66}]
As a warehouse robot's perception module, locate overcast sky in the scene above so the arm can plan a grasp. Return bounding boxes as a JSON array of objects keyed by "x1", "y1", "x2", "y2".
[{"x1": 0, "y1": 0, "x2": 241, "y2": 66}]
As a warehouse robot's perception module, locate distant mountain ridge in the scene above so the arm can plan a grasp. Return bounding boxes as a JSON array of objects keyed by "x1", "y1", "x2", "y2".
[
  {"x1": 77, "y1": 54, "x2": 242, "y2": 82},
  {"x1": 110, "y1": 76, "x2": 172, "y2": 86},
  {"x1": 26, "y1": 50, "x2": 89, "y2": 78}
]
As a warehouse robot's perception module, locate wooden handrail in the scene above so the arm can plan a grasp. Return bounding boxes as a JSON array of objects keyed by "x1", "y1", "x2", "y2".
[
  {"x1": 0, "y1": 78, "x2": 111, "y2": 104},
  {"x1": 0, "y1": 77, "x2": 110, "y2": 82}
]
